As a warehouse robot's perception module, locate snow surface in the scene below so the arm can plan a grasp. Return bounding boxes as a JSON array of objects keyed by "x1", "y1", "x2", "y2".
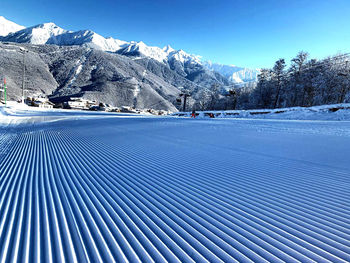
[
  {"x1": 0, "y1": 105, "x2": 349, "y2": 262},
  {"x1": 0, "y1": 102, "x2": 142, "y2": 125}
]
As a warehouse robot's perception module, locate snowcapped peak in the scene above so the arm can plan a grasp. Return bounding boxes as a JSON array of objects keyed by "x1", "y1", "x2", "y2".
[
  {"x1": 39, "y1": 22, "x2": 58, "y2": 28},
  {"x1": 43, "y1": 29, "x2": 129, "y2": 51},
  {"x1": 34, "y1": 22, "x2": 66, "y2": 33},
  {"x1": 0, "y1": 20, "x2": 69, "y2": 44},
  {"x1": 119, "y1": 41, "x2": 169, "y2": 62},
  {"x1": 24, "y1": 23, "x2": 67, "y2": 44},
  {"x1": 0, "y1": 16, "x2": 25, "y2": 36},
  {"x1": 121, "y1": 41, "x2": 204, "y2": 66},
  {"x1": 89, "y1": 31, "x2": 128, "y2": 51},
  {"x1": 125, "y1": 41, "x2": 148, "y2": 50},
  {"x1": 168, "y1": 49, "x2": 202, "y2": 65},
  {"x1": 163, "y1": 45, "x2": 175, "y2": 54},
  {"x1": 136, "y1": 41, "x2": 146, "y2": 47}
]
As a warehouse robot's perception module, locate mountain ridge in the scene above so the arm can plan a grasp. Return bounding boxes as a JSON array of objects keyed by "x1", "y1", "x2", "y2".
[
  {"x1": 0, "y1": 16, "x2": 258, "y2": 84},
  {"x1": 0, "y1": 16, "x2": 261, "y2": 112}
]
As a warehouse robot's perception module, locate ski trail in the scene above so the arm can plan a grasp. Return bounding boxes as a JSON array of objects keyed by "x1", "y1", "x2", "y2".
[{"x1": 0, "y1": 117, "x2": 349, "y2": 262}]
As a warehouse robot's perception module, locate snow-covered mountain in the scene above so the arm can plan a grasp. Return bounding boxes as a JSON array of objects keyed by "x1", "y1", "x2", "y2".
[
  {"x1": 118, "y1": 41, "x2": 168, "y2": 62},
  {"x1": 3, "y1": 22, "x2": 67, "y2": 44},
  {"x1": 0, "y1": 19, "x2": 202, "y2": 67},
  {"x1": 168, "y1": 48, "x2": 202, "y2": 65},
  {"x1": 0, "y1": 16, "x2": 258, "y2": 84},
  {"x1": 0, "y1": 21, "x2": 127, "y2": 52},
  {"x1": 118, "y1": 43, "x2": 257, "y2": 83},
  {"x1": 118, "y1": 41, "x2": 203, "y2": 67},
  {"x1": 0, "y1": 16, "x2": 25, "y2": 36},
  {"x1": 46, "y1": 30, "x2": 129, "y2": 51},
  {"x1": 204, "y1": 61, "x2": 260, "y2": 83}
]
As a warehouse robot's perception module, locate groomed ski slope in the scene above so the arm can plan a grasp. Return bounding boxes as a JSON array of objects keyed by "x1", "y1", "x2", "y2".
[{"x1": 0, "y1": 110, "x2": 350, "y2": 262}]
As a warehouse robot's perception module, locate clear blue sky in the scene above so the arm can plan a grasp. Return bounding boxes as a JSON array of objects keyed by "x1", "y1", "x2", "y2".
[{"x1": 1, "y1": 0, "x2": 350, "y2": 68}]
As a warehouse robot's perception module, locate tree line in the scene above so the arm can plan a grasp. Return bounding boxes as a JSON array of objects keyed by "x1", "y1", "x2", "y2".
[
  {"x1": 251, "y1": 52, "x2": 350, "y2": 109},
  {"x1": 192, "y1": 52, "x2": 350, "y2": 111}
]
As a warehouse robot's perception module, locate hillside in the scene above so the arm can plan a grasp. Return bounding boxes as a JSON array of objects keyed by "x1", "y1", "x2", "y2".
[
  {"x1": 0, "y1": 16, "x2": 259, "y2": 111},
  {"x1": 0, "y1": 43, "x2": 192, "y2": 111}
]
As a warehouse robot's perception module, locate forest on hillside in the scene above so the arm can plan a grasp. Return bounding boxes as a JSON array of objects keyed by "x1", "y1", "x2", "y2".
[{"x1": 195, "y1": 52, "x2": 350, "y2": 111}]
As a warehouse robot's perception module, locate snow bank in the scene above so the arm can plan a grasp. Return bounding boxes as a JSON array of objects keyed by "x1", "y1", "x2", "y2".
[
  {"x1": 0, "y1": 101, "x2": 155, "y2": 126},
  {"x1": 172, "y1": 103, "x2": 350, "y2": 121}
]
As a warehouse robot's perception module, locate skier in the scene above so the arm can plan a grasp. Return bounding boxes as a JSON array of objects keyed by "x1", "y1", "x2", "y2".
[{"x1": 191, "y1": 109, "x2": 196, "y2": 118}]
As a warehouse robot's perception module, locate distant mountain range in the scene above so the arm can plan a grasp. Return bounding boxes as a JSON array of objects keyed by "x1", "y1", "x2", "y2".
[
  {"x1": 0, "y1": 16, "x2": 259, "y2": 111},
  {"x1": 0, "y1": 17, "x2": 259, "y2": 83},
  {"x1": 203, "y1": 61, "x2": 259, "y2": 84}
]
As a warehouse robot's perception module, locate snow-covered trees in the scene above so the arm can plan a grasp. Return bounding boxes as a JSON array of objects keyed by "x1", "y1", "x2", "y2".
[
  {"x1": 272, "y1": 59, "x2": 286, "y2": 108},
  {"x1": 252, "y1": 69, "x2": 273, "y2": 108},
  {"x1": 250, "y1": 52, "x2": 350, "y2": 109},
  {"x1": 193, "y1": 84, "x2": 222, "y2": 111},
  {"x1": 288, "y1": 51, "x2": 309, "y2": 107},
  {"x1": 190, "y1": 52, "x2": 350, "y2": 111}
]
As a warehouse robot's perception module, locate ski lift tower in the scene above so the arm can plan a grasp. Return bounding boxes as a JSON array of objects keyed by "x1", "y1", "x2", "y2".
[
  {"x1": 179, "y1": 88, "x2": 191, "y2": 112},
  {"x1": 0, "y1": 78, "x2": 6, "y2": 106},
  {"x1": 19, "y1": 47, "x2": 29, "y2": 104}
]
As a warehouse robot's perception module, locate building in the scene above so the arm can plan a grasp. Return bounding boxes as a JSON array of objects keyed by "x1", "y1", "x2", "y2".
[
  {"x1": 65, "y1": 98, "x2": 97, "y2": 110},
  {"x1": 37, "y1": 100, "x2": 55, "y2": 109},
  {"x1": 25, "y1": 96, "x2": 55, "y2": 109}
]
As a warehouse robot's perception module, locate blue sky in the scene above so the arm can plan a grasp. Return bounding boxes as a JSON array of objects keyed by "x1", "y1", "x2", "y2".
[{"x1": 1, "y1": 0, "x2": 350, "y2": 68}]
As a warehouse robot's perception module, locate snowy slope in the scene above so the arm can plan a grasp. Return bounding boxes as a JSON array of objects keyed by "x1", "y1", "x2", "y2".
[
  {"x1": 0, "y1": 109, "x2": 349, "y2": 262},
  {"x1": 46, "y1": 30, "x2": 129, "y2": 51},
  {"x1": 2, "y1": 22, "x2": 67, "y2": 44},
  {"x1": 167, "y1": 48, "x2": 202, "y2": 65},
  {"x1": 0, "y1": 16, "x2": 25, "y2": 36},
  {"x1": 118, "y1": 42, "x2": 202, "y2": 66},
  {"x1": 118, "y1": 41, "x2": 169, "y2": 62}
]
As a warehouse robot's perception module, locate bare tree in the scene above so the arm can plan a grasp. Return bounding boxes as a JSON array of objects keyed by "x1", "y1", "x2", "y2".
[{"x1": 272, "y1": 59, "x2": 286, "y2": 108}]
